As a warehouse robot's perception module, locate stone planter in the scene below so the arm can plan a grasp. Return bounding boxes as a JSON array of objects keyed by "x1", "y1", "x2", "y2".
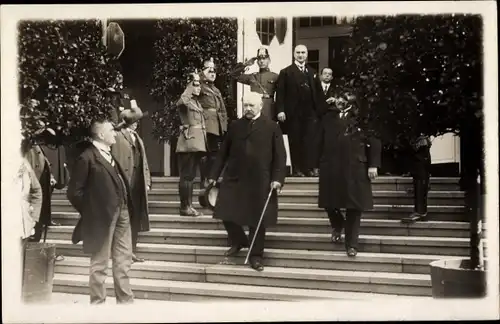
[{"x1": 430, "y1": 258, "x2": 486, "y2": 298}]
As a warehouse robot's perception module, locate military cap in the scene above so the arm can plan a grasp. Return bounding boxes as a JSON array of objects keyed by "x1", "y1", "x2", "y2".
[
  {"x1": 257, "y1": 47, "x2": 270, "y2": 59},
  {"x1": 199, "y1": 181, "x2": 220, "y2": 210}
]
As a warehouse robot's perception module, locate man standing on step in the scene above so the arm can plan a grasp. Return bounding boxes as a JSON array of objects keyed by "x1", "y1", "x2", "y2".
[
  {"x1": 401, "y1": 135, "x2": 432, "y2": 223},
  {"x1": 230, "y1": 47, "x2": 279, "y2": 121},
  {"x1": 198, "y1": 58, "x2": 228, "y2": 191},
  {"x1": 67, "y1": 119, "x2": 134, "y2": 304},
  {"x1": 112, "y1": 115, "x2": 151, "y2": 263},
  {"x1": 317, "y1": 92, "x2": 381, "y2": 257},
  {"x1": 275, "y1": 44, "x2": 321, "y2": 177},
  {"x1": 175, "y1": 71, "x2": 207, "y2": 217},
  {"x1": 207, "y1": 92, "x2": 287, "y2": 272},
  {"x1": 25, "y1": 143, "x2": 59, "y2": 242}
]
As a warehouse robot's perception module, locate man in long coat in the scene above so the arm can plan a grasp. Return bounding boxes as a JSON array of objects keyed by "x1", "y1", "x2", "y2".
[
  {"x1": 230, "y1": 47, "x2": 279, "y2": 121},
  {"x1": 275, "y1": 44, "x2": 321, "y2": 177},
  {"x1": 317, "y1": 93, "x2": 381, "y2": 257},
  {"x1": 112, "y1": 116, "x2": 151, "y2": 263},
  {"x1": 198, "y1": 58, "x2": 228, "y2": 189},
  {"x1": 208, "y1": 92, "x2": 287, "y2": 271}
]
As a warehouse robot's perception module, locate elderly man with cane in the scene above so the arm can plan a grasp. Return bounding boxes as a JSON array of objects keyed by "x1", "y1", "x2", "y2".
[{"x1": 207, "y1": 92, "x2": 287, "y2": 272}]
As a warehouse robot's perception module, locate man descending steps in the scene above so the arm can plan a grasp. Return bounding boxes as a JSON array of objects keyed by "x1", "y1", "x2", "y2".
[{"x1": 208, "y1": 92, "x2": 287, "y2": 272}]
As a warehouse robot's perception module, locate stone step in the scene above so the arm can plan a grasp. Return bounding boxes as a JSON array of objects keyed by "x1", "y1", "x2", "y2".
[
  {"x1": 54, "y1": 257, "x2": 432, "y2": 296},
  {"x1": 51, "y1": 200, "x2": 467, "y2": 222},
  {"x1": 151, "y1": 177, "x2": 461, "y2": 191},
  {"x1": 46, "y1": 227, "x2": 471, "y2": 256},
  {"x1": 46, "y1": 240, "x2": 459, "y2": 275},
  {"x1": 51, "y1": 212, "x2": 483, "y2": 238},
  {"x1": 53, "y1": 273, "x2": 422, "y2": 301},
  {"x1": 51, "y1": 189, "x2": 465, "y2": 206}
]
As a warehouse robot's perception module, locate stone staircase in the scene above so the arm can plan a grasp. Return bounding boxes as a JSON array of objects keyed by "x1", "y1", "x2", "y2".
[{"x1": 46, "y1": 176, "x2": 484, "y2": 301}]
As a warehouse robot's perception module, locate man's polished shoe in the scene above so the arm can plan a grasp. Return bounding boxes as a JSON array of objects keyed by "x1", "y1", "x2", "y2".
[
  {"x1": 224, "y1": 244, "x2": 248, "y2": 257},
  {"x1": 249, "y1": 257, "x2": 264, "y2": 272},
  {"x1": 50, "y1": 220, "x2": 61, "y2": 226},
  {"x1": 401, "y1": 212, "x2": 428, "y2": 224},
  {"x1": 331, "y1": 230, "x2": 342, "y2": 243},
  {"x1": 347, "y1": 247, "x2": 358, "y2": 257},
  {"x1": 132, "y1": 254, "x2": 145, "y2": 263},
  {"x1": 308, "y1": 169, "x2": 319, "y2": 177},
  {"x1": 292, "y1": 171, "x2": 305, "y2": 177}
]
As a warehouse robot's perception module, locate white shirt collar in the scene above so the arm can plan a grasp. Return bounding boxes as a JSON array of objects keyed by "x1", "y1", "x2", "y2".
[
  {"x1": 92, "y1": 140, "x2": 111, "y2": 153},
  {"x1": 321, "y1": 81, "x2": 330, "y2": 87},
  {"x1": 295, "y1": 61, "x2": 305, "y2": 69}
]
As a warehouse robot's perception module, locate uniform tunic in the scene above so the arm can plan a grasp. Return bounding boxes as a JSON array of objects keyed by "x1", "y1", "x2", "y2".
[{"x1": 231, "y1": 64, "x2": 279, "y2": 121}]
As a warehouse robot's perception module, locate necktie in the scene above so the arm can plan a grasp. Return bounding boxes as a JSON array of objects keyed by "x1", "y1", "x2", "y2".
[
  {"x1": 128, "y1": 129, "x2": 136, "y2": 144},
  {"x1": 100, "y1": 150, "x2": 114, "y2": 166},
  {"x1": 324, "y1": 84, "x2": 328, "y2": 94}
]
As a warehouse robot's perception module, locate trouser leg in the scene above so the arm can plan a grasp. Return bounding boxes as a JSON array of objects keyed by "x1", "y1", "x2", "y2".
[
  {"x1": 344, "y1": 209, "x2": 362, "y2": 250},
  {"x1": 111, "y1": 207, "x2": 134, "y2": 304},
  {"x1": 248, "y1": 226, "x2": 266, "y2": 258},
  {"x1": 222, "y1": 221, "x2": 249, "y2": 247}
]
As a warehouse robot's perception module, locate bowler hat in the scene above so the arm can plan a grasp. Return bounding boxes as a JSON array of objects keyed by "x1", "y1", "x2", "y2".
[
  {"x1": 198, "y1": 181, "x2": 220, "y2": 210},
  {"x1": 114, "y1": 105, "x2": 148, "y2": 131}
]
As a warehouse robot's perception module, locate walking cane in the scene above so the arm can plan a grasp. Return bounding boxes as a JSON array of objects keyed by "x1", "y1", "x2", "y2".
[{"x1": 244, "y1": 187, "x2": 275, "y2": 265}]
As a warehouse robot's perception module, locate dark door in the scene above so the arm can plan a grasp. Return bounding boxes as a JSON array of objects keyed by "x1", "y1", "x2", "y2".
[{"x1": 111, "y1": 19, "x2": 165, "y2": 176}]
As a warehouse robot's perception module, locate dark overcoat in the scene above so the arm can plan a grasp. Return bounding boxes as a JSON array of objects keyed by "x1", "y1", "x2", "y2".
[
  {"x1": 67, "y1": 145, "x2": 134, "y2": 254},
  {"x1": 111, "y1": 130, "x2": 151, "y2": 233},
  {"x1": 209, "y1": 117, "x2": 287, "y2": 227},
  {"x1": 318, "y1": 109, "x2": 382, "y2": 211}
]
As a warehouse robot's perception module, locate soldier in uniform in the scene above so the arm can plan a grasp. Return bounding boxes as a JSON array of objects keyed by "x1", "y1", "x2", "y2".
[
  {"x1": 197, "y1": 58, "x2": 229, "y2": 189},
  {"x1": 175, "y1": 71, "x2": 207, "y2": 217},
  {"x1": 230, "y1": 47, "x2": 279, "y2": 121},
  {"x1": 401, "y1": 135, "x2": 432, "y2": 223}
]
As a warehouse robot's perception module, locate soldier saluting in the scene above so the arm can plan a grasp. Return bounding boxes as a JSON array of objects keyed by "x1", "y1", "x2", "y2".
[{"x1": 230, "y1": 47, "x2": 279, "y2": 121}]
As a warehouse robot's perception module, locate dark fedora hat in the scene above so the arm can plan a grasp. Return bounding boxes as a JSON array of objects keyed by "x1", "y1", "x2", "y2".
[{"x1": 198, "y1": 181, "x2": 220, "y2": 210}]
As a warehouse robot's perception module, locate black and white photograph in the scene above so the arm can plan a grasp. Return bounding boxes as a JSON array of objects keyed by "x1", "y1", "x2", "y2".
[{"x1": 1, "y1": 1, "x2": 498, "y2": 322}]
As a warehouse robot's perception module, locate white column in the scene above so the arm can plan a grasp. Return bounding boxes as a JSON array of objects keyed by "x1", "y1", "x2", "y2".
[{"x1": 101, "y1": 19, "x2": 107, "y2": 46}]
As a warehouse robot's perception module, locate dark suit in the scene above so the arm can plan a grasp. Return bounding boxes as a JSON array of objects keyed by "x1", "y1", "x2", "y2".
[
  {"x1": 318, "y1": 105, "x2": 382, "y2": 250},
  {"x1": 210, "y1": 116, "x2": 287, "y2": 258},
  {"x1": 275, "y1": 63, "x2": 321, "y2": 175},
  {"x1": 67, "y1": 144, "x2": 134, "y2": 304}
]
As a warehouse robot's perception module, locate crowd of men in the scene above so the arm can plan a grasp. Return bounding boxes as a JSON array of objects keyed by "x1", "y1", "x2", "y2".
[{"x1": 21, "y1": 44, "x2": 432, "y2": 304}]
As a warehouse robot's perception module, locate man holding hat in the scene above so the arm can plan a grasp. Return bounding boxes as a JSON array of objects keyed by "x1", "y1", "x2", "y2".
[
  {"x1": 207, "y1": 92, "x2": 287, "y2": 272},
  {"x1": 197, "y1": 58, "x2": 229, "y2": 191},
  {"x1": 111, "y1": 94, "x2": 151, "y2": 264},
  {"x1": 230, "y1": 47, "x2": 279, "y2": 121},
  {"x1": 175, "y1": 71, "x2": 207, "y2": 217}
]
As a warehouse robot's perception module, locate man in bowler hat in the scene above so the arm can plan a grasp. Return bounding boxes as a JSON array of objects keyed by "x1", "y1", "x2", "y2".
[{"x1": 207, "y1": 92, "x2": 287, "y2": 271}]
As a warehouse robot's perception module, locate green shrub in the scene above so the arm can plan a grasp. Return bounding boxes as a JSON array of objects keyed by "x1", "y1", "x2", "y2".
[
  {"x1": 344, "y1": 15, "x2": 482, "y2": 146},
  {"x1": 149, "y1": 18, "x2": 238, "y2": 143},
  {"x1": 18, "y1": 19, "x2": 121, "y2": 146}
]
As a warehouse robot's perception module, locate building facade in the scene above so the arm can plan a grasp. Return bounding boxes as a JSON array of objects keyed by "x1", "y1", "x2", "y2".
[{"x1": 102, "y1": 17, "x2": 461, "y2": 176}]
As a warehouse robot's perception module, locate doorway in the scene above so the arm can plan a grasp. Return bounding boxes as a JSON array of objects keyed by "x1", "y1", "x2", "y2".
[{"x1": 110, "y1": 19, "x2": 167, "y2": 176}]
